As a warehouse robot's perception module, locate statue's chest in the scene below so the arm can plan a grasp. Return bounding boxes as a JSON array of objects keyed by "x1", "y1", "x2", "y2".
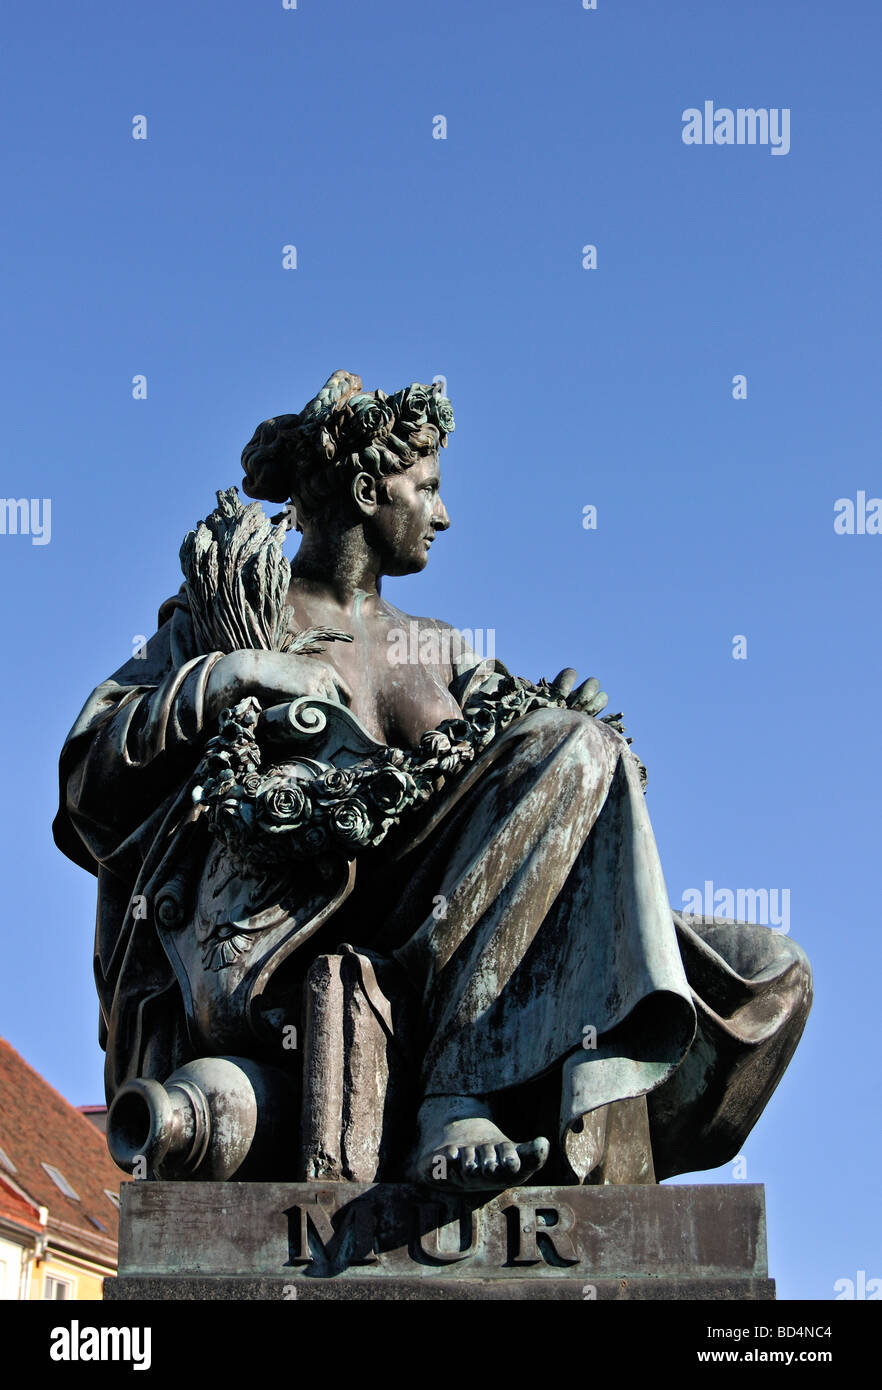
[
  {"x1": 284, "y1": 601, "x2": 462, "y2": 748},
  {"x1": 329, "y1": 631, "x2": 462, "y2": 749}
]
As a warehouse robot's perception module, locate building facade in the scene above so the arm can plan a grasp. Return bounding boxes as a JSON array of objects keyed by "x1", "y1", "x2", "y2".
[{"x1": 0, "y1": 1039, "x2": 126, "y2": 1299}]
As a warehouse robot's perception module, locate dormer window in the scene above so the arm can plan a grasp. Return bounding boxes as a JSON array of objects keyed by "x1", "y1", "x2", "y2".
[{"x1": 41, "y1": 1163, "x2": 80, "y2": 1200}]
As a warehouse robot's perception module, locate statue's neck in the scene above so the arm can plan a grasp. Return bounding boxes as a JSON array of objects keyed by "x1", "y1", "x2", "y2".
[{"x1": 288, "y1": 532, "x2": 383, "y2": 612}]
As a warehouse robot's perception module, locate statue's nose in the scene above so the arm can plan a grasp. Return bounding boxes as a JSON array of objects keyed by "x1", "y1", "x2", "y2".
[{"x1": 433, "y1": 499, "x2": 451, "y2": 531}]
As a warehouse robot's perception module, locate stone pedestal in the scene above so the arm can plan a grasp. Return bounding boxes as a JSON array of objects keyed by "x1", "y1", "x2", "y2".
[{"x1": 105, "y1": 1181, "x2": 775, "y2": 1300}]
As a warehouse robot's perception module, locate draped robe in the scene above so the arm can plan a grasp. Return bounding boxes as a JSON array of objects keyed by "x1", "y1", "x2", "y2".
[{"x1": 52, "y1": 588, "x2": 812, "y2": 1181}]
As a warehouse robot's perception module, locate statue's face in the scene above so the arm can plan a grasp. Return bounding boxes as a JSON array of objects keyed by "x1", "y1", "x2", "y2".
[{"x1": 369, "y1": 452, "x2": 450, "y2": 576}]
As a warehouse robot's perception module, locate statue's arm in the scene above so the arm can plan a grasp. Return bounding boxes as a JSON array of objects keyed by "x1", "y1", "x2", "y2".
[
  {"x1": 52, "y1": 606, "x2": 227, "y2": 876},
  {"x1": 54, "y1": 601, "x2": 354, "y2": 876}
]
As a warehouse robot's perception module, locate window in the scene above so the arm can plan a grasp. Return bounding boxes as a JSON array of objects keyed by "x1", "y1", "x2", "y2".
[
  {"x1": 0, "y1": 1145, "x2": 17, "y2": 1174},
  {"x1": 86, "y1": 1214, "x2": 108, "y2": 1232},
  {"x1": 41, "y1": 1164, "x2": 80, "y2": 1201},
  {"x1": 43, "y1": 1274, "x2": 75, "y2": 1300},
  {"x1": 104, "y1": 1189, "x2": 120, "y2": 1210}
]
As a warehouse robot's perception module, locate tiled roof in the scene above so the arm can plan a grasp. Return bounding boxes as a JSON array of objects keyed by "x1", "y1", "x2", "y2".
[
  {"x1": 0, "y1": 1174, "x2": 43, "y2": 1235},
  {"x1": 0, "y1": 1038, "x2": 128, "y2": 1265}
]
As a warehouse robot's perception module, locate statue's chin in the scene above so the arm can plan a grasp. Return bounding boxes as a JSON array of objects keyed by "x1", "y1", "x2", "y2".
[{"x1": 383, "y1": 554, "x2": 429, "y2": 578}]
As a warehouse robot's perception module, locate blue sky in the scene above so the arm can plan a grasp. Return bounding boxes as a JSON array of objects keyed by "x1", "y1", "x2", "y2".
[{"x1": 1, "y1": 1, "x2": 880, "y2": 1300}]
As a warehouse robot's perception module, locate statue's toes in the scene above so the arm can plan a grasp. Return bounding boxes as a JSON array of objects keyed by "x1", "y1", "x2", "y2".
[
  {"x1": 516, "y1": 1136, "x2": 550, "y2": 1178},
  {"x1": 478, "y1": 1143, "x2": 499, "y2": 1176},
  {"x1": 497, "y1": 1142, "x2": 521, "y2": 1176},
  {"x1": 458, "y1": 1145, "x2": 478, "y2": 1177}
]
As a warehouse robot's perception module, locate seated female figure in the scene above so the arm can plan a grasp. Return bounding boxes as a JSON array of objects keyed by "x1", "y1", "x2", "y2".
[{"x1": 53, "y1": 371, "x2": 812, "y2": 1191}]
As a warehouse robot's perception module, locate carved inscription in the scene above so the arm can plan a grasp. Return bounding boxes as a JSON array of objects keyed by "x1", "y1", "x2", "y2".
[{"x1": 282, "y1": 1188, "x2": 582, "y2": 1276}]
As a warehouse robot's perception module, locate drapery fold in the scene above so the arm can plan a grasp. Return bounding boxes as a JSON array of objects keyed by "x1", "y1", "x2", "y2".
[{"x1": 53, "y1": 589, "x2": 811, "y2": 1178}]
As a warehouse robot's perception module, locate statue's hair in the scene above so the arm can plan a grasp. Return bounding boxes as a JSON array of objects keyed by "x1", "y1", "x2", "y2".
[{"x1": 241, "y1": 370, "x2": 455, "y2": 524}]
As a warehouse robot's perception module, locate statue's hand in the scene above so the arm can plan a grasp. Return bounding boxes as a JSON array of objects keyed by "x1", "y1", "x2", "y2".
[
  {"x1": 544, "y1": 670, "x2": 646, "y2": 787},
  {"x1": 548, "y1": 668, "x2": 609, "y2": 717},
  {"x1": 205, "y1": 649, "x2": 352, "y2": 725}
]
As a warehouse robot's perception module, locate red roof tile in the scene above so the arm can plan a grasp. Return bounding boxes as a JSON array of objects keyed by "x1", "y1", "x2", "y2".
[
  {"x1": 0, "y1": 1175, "x2": 43, "y2": 1235},
  {"x1": 0, "y1": 1038, "x2": 129, "y2": 1265}
]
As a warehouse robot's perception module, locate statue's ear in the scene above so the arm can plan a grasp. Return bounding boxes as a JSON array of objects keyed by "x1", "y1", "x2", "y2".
[{"x1": 351, "y1": 471, "x2": 379, "y2": 516}]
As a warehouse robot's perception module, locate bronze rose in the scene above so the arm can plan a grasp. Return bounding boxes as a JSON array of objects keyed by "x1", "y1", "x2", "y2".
[
  {"x1": 328, "y1": 798, "x2": 373, "y2": 846},
  {"x1": 258, "y1": 783, "x2": 309, "y2": 827},
  {"x1": 365, "y1": 764, "x2": 412, "y2": 815}
]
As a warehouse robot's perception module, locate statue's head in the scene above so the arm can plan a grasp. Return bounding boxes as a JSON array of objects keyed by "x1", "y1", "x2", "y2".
[{"x1": 242, "y1": 368, "x2": 454, "y2": 525}]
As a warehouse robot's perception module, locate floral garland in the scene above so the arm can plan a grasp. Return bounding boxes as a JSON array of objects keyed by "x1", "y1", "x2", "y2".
[
  {"x1": 191, "y1": 674, "x2": 586, "y2": 869},
  {"x1": 338, "y1": 382, "x2": 455, "y2": 461},
  {"x1": 300, "y1": 380, "x2": 456, "y2": 498}
]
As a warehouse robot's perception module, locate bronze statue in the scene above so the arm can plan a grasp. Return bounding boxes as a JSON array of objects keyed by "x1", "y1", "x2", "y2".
[{"x1": 53, "y1": 370, "x2": 811, "y2": 1191}]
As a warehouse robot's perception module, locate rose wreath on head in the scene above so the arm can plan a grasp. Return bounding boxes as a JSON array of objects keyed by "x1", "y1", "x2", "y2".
[{"x1": 239, "y1": 372, "x2": 456, "y2": 528}]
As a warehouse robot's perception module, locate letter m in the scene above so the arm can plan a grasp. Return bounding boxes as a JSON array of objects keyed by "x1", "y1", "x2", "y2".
[
  {"x1": 736, "y1": 888, "x2": 769, "y2": 924},
  {"x1": 737, "y1": 108, "x2": 769, "y2": 145},
  {"x1": 284, "y1": 1195, "x2": 378, "y2": 1270},
  {"x1": 100, "y1": 1327, "x2": 131, "y2": 1361},
  {"x1": 0, "y1": 499, "x2": 29, "y2": 535}
]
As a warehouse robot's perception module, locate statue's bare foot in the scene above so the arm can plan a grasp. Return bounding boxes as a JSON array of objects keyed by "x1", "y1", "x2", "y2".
[{"x1": 410, "y1": 1095, "x2": 549, "y2": 1191}]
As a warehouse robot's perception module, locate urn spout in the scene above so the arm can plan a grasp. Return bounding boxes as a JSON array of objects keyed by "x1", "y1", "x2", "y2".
[{"x1": 107, "y1": 1056, "x2": 297, "y2": 1181}]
